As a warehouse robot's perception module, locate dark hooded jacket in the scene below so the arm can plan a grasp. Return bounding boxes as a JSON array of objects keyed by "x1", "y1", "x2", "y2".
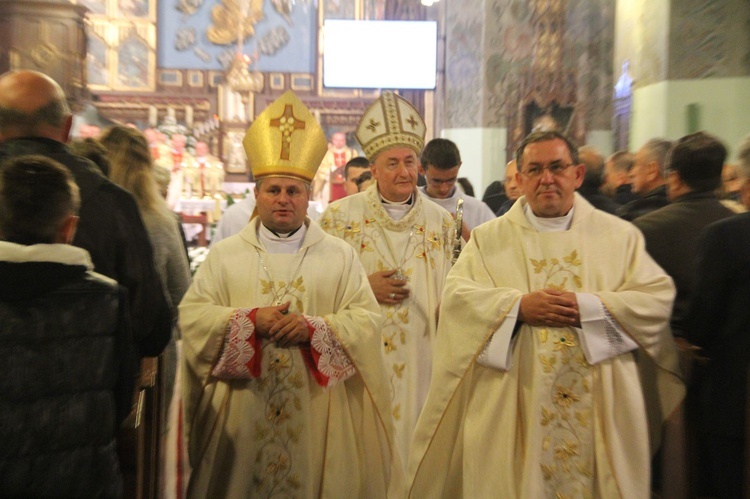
[
  {"x1": 0, "y1": 242, "x2": 135, "y2": 498},
  {"x1": 0, "y1": 137, "x2": 171, "y2": 356}
]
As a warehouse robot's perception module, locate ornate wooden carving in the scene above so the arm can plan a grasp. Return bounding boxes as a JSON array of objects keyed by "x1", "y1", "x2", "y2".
[
  {"x1": 0, "y1": 0, "x2": 88, "y2": 110},
  {"x1": 507, "y1": 0, "x2": 584, "y2": 159}
]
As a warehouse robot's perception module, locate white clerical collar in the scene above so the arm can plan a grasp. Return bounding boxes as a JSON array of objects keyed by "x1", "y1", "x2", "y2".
[
  {"x1": 258, "y1": 222, "x2": 306, "y2": 254},
  {"x1": 523, "y1": 203, "x2": 574, "y2": 232},
  {"x1": 379, "y1": 191, "x2": 413, "y2": 221}
]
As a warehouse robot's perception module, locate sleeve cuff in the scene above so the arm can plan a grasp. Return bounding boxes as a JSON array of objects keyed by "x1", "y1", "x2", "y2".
[
  {"x1": 210, "y1": 308, "x2": 262, "y2": 379},
  {"x1": 301, "y1": 316, "x2": 355, "y2": 388},
  {"x1": 575, "y1": 293, "x2": 638, "y2": 364},
  {"x1": 476, "y1": 300, "x2": 520, "y2": 371}
]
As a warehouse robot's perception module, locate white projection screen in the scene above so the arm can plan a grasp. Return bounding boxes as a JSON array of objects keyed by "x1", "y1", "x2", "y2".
[{"x1": 323, "y1": 20, "x2": 438, "y2": 90}]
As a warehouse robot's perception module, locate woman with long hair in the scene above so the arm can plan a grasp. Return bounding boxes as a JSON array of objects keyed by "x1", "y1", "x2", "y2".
[{"x1": 99, "y1": 125, "x2": 191, "y2": 497}]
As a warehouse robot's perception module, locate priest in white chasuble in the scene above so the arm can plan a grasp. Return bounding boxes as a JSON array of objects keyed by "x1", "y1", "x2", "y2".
[
  {"x1": 319, "y1": 91, "x2": 454, "y2": 464},
  {"x1": 179, "y1": 91, "x2": 401, "y2": 498},
  {"x1": 408, "y1": 131, "x2": 685, "y2": 498}
]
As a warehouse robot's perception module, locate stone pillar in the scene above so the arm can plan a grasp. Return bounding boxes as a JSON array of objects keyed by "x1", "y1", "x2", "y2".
[
  {"x1": 0, "y1": 0, "x2": 88, "y2": 110},
  {"x1": 616, "y1": 0, "x2": 750, "y2": 155}
]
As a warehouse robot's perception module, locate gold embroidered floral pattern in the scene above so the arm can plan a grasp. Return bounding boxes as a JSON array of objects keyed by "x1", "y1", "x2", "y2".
[
  {"x1": 531, "y1": 250, "x2": 583, "y2": 290},
  {"x1": 319, "y1": 186, "x2": 453, "y2": 459},
  {"x1": 252, "y1": 337, "x2": 309, "y2": 495},
  {"x1": 530, "y1": 248, "x2": 594, "y2": 497},
  {"x1": 260, "y1": 275, "x2": 306, "y2": 313}
]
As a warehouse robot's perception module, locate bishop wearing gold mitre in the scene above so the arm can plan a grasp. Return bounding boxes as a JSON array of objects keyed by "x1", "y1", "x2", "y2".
[
  {"x1": 179, "y1": 90, "x2": 402, "y2": 498},
  {"x1": 319, "y1": 91, "x2": 454, "y2": 464}
]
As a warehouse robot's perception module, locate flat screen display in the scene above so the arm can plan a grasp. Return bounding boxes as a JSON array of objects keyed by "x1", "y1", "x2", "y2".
[{"x1": 323, "y1": 20, "x2": 438, "y2": 90}]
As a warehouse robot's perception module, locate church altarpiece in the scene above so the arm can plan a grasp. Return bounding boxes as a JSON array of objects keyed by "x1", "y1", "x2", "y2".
[{"x1": 77, "y1": 0, "x2": 404, "y2": 181}]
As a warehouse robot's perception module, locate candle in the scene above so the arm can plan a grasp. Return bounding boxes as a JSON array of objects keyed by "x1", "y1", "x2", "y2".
[{"x1": 148, "y1": 105, "x2": 157, "y2": 127}]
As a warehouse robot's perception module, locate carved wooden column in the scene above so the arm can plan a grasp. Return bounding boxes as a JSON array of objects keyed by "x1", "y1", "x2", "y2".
[{"x1": 0, "y1": 0, "x2": 88, "y2": 109}]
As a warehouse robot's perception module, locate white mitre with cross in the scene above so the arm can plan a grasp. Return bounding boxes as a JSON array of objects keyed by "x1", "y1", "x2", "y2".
[{"x1": 355, "y1": 90, "x2": 426, "y2": 162}]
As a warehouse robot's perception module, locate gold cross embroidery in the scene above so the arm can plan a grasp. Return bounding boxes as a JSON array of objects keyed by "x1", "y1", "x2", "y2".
[
  {"x1": 270, "y1": 104, "x2": 305, "y2": 160},
  {"x1": 366, "y1": 118, "x2": 380, "y2": 133},
  {"x1": 406, "y1": 115, "x2": 418, "y2": 129}
]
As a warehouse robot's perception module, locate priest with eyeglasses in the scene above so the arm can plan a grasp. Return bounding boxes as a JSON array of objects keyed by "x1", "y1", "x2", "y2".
[{"x1": 408, "y1": 130, "x2": 684, "y2": 498}]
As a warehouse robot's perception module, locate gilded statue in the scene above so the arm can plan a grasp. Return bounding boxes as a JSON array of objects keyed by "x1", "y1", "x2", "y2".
[{"x1": 207, "y1": 0, "x2": 265, "y2": 45}]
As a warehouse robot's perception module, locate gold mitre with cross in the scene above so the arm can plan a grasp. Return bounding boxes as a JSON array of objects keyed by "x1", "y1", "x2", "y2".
[
  {"x1": 243, "y1": 90, "x2": 328, "y2": 183},
  {"x1": 355, "y1": 91, "x2": 426, "y2": 162}
]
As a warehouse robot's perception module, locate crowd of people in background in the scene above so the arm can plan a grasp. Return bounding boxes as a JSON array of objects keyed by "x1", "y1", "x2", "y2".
[{"x1": 1, "y1": 69, "x2": 750, "y2": 499}]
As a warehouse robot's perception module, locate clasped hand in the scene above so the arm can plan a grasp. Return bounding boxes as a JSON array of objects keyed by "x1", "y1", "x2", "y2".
[
  {"x1": 518, "y1": 289, "x2": 581, "y2": 328},
  {"x1": 369, "y1": 269, "x2": 410, "y2": 305},
  {"x1": 255, "y1": 302, "x2": 310, "y2": 348}
]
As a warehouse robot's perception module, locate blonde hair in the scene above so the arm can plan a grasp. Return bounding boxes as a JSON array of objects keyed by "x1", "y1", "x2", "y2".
[{"x1": 99, "y1": 125, "x2": 170, "y2": 218}]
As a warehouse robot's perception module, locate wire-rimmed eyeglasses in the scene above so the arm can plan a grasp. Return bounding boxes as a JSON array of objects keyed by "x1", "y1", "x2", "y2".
[{"x1": 521, "y1": 162, "x2": 575, "y2": 178}]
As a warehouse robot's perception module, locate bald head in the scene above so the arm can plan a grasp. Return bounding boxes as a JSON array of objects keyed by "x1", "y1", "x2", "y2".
[{"x1": 0, "y1": 70, "x2": 72, "y2": 142}]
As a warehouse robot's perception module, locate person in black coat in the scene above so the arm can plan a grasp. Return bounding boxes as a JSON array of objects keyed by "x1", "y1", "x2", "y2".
[
  {"x1": 0, "y1": 155, "x2": 135, "y2": 498},
  {"x1": 633, "y1": 131, "x2": 735, "y2": 338},
  {"x1": 577, "y1": 145, "x2": 620, "y2": 214},
  {"x1": 0, "y1": 69, "x2": 170, "y2": 357},
  {"x1": 633, "y1": 131, "x2": 736, "y2": 496},
  {"x1": 617, "y1": 138, "x2": 672, "y2": 221},
  {"x1": 683, "y1": 212, "x2": 750, "y2": 499}
]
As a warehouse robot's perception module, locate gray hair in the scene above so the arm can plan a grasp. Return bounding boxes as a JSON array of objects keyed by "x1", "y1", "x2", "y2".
[{"x1": 640, "y1": 138, "x2": 673, "y2": 177}]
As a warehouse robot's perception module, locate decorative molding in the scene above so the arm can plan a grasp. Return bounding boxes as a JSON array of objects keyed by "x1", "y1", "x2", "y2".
[
  {"x1": 188, "y1": 70, "x2": 204, "y2": 87},
  {"x1": 208, "y1": 71, "x2": 224, "y2": 87},
  {"x1": 270, "y1": 73, "x2": 285, "y2": 90},
  {"x1": 290, "y1": 73, "x2": 313, "y2": 91},
  {"x1": 159, "y1": 69, "x2": 183, "y2": 86}
]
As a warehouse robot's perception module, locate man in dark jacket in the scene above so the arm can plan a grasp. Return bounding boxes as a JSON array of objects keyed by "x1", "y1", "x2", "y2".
[
  {"x1": 617, "y1": 138, "x2": 672, "y2": 221},
  {"x1": 603, "y1": 150, "x2": 639, "y2": 205},
  {"x1": 0, "y1": 69, "x2": 170, "y2": 357},
  {"x1": 634, "y1": 131, "x2": 735, "y2": 496},
  {"x1": 633, "y1": 131, "x2": 735, "y2": 337},
  {"x1": 0, "y1": 155, "x2": 135, "y2": 498},
  {"x1": 684, "y1": 211, "x2": 750, "y2": 499},
  {"x1": 577, "y1": 145, "x2": 620, "y2": 214}
]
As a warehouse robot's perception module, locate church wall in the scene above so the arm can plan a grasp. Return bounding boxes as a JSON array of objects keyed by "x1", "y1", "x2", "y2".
[
  {"x1": 619, "y1": 0, "x2": 750, "y2": 154},
  {"x1": 668, "y1": 0, "x2": 750, "y2": 79},
  {"x1": 568, "y1": 0, "x2": 616, "y2": 132},
  {"x1": 631, "y1": 77, "x2": 750, "y2": 156},
  {"x1": 442, "y1": 127, "x2": 507, "y2": 195},
  {"x1": 444, "y1": 0, "x2": 616, "y2": 189},
  {"x1": 482, "y1": 0, "x2": 533, "y2": 130},
  {"x1": 614, "y1": 0, "x2": 670, "y2": 88},
  {"x1": 586, "y1": 130, "x2": 614, "y2": 156},
  {"x1": 443, "y1": 0, "x2": 485, "y2": 129}
]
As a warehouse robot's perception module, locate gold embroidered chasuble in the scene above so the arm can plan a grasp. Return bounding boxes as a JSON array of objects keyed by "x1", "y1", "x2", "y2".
[
  {"x1": 408, "y1": 194, "x2": 685, "y2": 498},
  {"x1": 179, "y1": 218, "x2": 401, "y2": 498},
  {"x1": 319, "y1": 184, "x2": 454, "y2": 462}
]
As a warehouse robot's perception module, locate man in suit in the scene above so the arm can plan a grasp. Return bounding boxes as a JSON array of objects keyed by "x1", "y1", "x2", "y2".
[
  {"x1": 683, "y1": 133, "x2": 750, "y2": 499},
  {"x1": 633, "y1": 131, "x2": 735, "y2": 339},
  {"x1": 0, "y1": 69, "x2": 171, "y2": 357},
  {"x1": 633, "y1": 131, "x2": 736, "y2": 496}
]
